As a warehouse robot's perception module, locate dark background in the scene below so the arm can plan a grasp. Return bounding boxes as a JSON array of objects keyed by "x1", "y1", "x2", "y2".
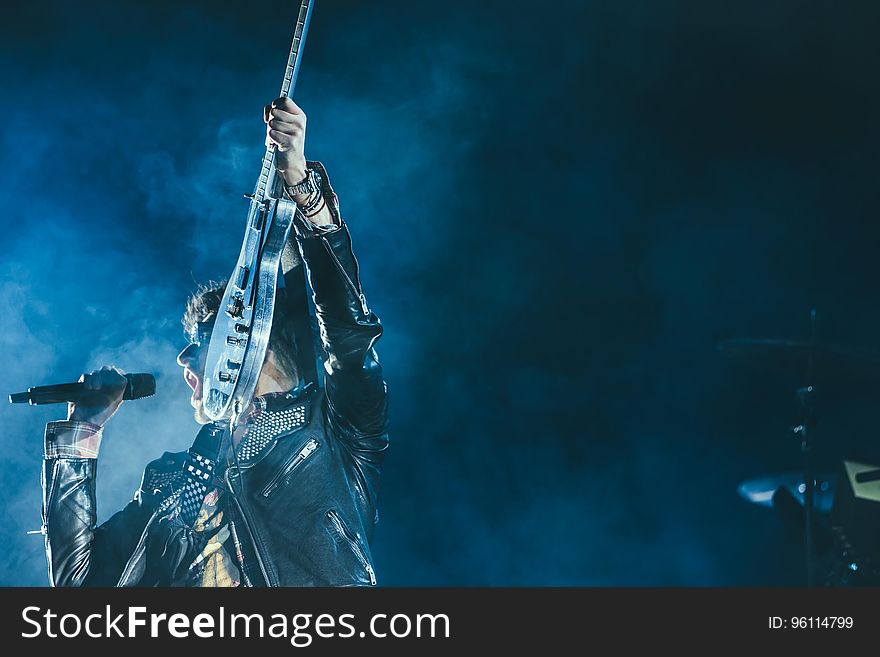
[{"x1": 1, "y1": 0, "x2": 878, "y2": 585}]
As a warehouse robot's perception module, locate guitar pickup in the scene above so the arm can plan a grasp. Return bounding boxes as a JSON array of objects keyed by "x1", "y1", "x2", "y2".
[
  {"x1": 218, "y1": 372, "x2": 237, "y2": 383},
  {"x1": 226, "y1": 336, "x2": 246, "y2": 347},
  {"x1": 250, "y1": 204, "x2": 266, "y2": 231},
  {"x1": 227, "y1": 360, "x2": 242, "y2": 370},
  {"x1": 234, "y1": 323, "x2": 249, "y2": 334},
  {"x1": 226, "y1": 296, "x2": 244, "y2": 319},
  {"x1": 235, "y1": 266, "x2": 250, "y2": 290}
]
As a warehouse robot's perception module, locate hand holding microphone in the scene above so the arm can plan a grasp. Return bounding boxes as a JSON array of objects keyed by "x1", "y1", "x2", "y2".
[
  {"x1": 68, "y1": 366, "x2": 131, "y2": 427},
  {"x1": 9, "y1": 367, "x2": 156, "y2": 428}
]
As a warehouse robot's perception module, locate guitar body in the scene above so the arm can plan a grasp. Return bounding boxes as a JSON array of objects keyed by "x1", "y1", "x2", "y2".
[{"x1": 203, "y1": 197, "x2": 300, "y2": 422}]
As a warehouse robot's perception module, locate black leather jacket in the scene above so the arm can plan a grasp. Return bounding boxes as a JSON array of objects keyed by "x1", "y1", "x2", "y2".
[{"x1": 41, "y1": 192, "x2": 388, "y2": 587}]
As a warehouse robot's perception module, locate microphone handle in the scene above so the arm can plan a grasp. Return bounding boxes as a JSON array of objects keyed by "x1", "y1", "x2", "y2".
[
  {"x1": 11, "y1": 381, "x2": 136, "y2": 405},
  {"x1": 25, "y1": 384, "x2": 88, "y2": 405}
]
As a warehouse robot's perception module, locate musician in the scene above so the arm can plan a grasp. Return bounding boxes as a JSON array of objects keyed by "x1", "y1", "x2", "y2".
[{"x1": 39, "y1": 98, "x2": 388, "y2": 586}]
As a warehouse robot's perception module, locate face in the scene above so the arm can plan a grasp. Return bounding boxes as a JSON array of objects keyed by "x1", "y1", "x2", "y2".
[{"x1": 177, "y1": 323, "x2": 212, "y2": 425}]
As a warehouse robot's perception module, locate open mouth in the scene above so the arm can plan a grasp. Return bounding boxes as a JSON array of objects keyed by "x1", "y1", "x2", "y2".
[{"x1": 183, "y1": 367, "x2": 200, "y2": 395}]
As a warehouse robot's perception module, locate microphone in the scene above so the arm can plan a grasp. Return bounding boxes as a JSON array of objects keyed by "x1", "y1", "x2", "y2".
[{"x1": 9, "y1": 373, "x2": 156, "y2": 405}]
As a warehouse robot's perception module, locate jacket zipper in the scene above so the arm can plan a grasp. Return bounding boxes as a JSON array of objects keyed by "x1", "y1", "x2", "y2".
[
  {"x1": 225, "y1": 467, "x2": 274, "y2": 587},
  {"x1": 39, "y1": 460, "x2": 60, "y2": 539},
  {"x1": 327, "y1": 508, "x2": 376, "y2": 585},
  {"x1": 321, "y1": 237, "x2": 370, "y2": 316},
  {"x1": 261, "y1": 438, "x2": 319, "y2": 497}
]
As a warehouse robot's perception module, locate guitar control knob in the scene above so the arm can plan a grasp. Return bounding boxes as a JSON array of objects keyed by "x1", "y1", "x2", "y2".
[
  {"x1": 227, "y1": 360, "x2": 242, "y2": 370},
  {"x1": 218, "y1": 372, "x2": 236, "y2": 383},
  {"x1": 234, "y1": 323, "x2": 249, "y2": 334},
  {"x1": 226, "y1": 336, "x2": 245, "y2": 347}
]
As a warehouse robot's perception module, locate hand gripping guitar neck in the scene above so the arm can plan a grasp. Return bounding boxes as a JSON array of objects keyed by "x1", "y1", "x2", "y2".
[{"x1": 202, "y1": 0, "x2": 315, "y2": 425}]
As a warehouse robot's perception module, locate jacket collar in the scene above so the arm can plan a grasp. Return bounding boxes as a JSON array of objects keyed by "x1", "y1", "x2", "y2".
[{"x1": 232, "y1": 383, "x2": 316, "y2": 467}]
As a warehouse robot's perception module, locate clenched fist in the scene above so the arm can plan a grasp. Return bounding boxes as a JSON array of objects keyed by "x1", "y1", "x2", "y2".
[
  {"x1": 264, "y1": 96, "x2": 308, "y2": 187},
  {"x1": 68, "y1": 365, "x2": 129, "y2": 427}
]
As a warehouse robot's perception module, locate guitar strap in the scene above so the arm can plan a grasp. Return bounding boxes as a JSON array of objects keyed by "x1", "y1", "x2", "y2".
[{"x1": 152, "y1": 422, "x2": 227, "y2": 528}]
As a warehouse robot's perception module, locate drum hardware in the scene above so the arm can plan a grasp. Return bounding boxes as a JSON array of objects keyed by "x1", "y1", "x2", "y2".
[{"x1": 720, "y1": 309, "x2": 880, "y2": 585}]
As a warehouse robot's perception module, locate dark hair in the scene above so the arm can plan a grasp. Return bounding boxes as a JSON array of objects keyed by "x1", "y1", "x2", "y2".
[
  {"x1": 182, "y1": 280, "x2": 226, "y2": 338},
  {"x1": 182, "y1": 280, "x2": 306, "y2": 383}
]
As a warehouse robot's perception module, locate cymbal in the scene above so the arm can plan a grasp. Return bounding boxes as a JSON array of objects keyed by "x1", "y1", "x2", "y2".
[
  {"x1": 718, "y1": 338, "x2": 880, "y2": 383},
  {"x1": 737, "y1": 472, "x2": 836, "y2": 513}
]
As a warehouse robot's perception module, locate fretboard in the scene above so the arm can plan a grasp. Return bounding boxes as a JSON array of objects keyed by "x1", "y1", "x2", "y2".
[{"x1": 253, "y1": 0, "x2": 315, "y2": 202}]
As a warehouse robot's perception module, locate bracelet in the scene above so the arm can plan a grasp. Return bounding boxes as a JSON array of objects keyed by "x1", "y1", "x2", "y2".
[
  {"x1": 284, "y1": 168, "x2": 322, "y2": 199},
  {"x1": 297, "y1": 186, "x2": 321, "y2": 210},
  {"x1": 301, "y1": 196, "x2": 326, "y2": 218},
  {"x1": 297, "y1": 190, "x2": 324, "y2": 217}
]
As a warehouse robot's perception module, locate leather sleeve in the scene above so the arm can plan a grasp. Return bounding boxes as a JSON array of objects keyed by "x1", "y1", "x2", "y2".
[
  {"x1": 297, "y1": 222, "x2": 389, "y2": 522},
  {"x1": 42, "y1": 457, "x2": 154, "y2": 586},
  {"x1": 298, "y1": 223, "x2": 387, "y2": 427},
  {"x1": 297, "y1": 220, "x2": 388, "y2": 451},
  {"x1": 280, "y1": 162, "x2": 388, "y2": 447}
]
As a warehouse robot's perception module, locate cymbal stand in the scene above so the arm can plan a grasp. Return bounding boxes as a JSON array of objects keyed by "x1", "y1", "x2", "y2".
[
  {"x1": 792, "y1": 309, "x2": 818, "y2": 586},
  {"x1": 793, "y1": 384, "x2": 816, "y2": 586}
]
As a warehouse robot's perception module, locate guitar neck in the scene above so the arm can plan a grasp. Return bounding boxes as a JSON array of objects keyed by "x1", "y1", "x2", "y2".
[{"x1": 253, "y1": 0, "x2": 315, "y2": 202}]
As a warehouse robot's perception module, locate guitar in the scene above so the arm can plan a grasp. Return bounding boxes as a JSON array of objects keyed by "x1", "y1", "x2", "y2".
[{"x1": 202, "y1": 0, "x2": 316, "y2": 425}]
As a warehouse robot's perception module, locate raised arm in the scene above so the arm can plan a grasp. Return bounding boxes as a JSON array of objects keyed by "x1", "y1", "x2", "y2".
[{"x1": 267, "y1": 97, "x2": 388, "y2": 446}]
